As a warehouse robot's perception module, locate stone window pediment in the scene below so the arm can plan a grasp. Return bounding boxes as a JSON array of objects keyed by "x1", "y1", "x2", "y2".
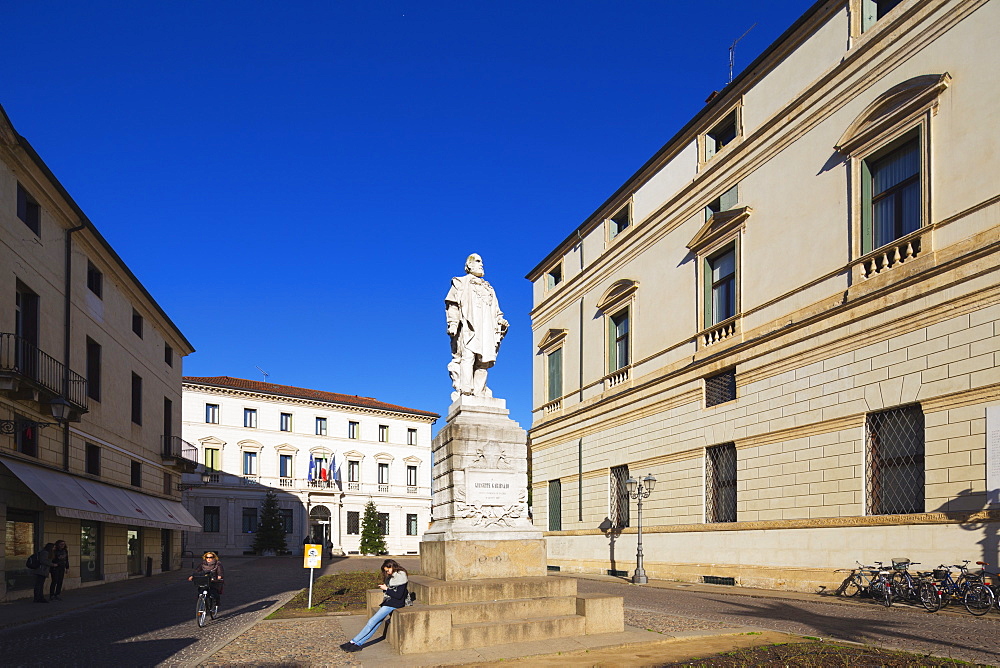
[
  {"x1": 374, "y1": 452, "x2": 394, "y2": 463},
  {"x1": 276, "y1": 443, "x2": 298, "y2": 453},
  {"x1": 342, "y1": 449, "x2": 364, "y2": 460},
  {"x1": 199, "y1": 436, "x2": 226, "y2": 448},
  {"x1": 537, "y1": 328, "x2": 568, "y2": 353},
  {"x1": 687, "y1": 206, "x2": 751, "y2": 254},
  {"x1": 237, "y1": 439, "x2": 262, "y2": 452},
  {"x1": 835, "y1": 73, "x2": 950, "y2": 154},
  {"x1": 596, "y1": 279, "x2": 639, "y2": 314},
  {"x1": 403, "y1": 455, "x2": 422, "y2": 465},
  {"x1": 307, "y1": 446, "x2": 329, "y2": 456}
]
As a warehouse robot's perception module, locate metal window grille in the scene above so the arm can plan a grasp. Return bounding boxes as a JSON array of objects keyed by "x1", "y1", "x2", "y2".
[
  {"x1": 203, "y1": 506, "x2": 220, "y2": 533},
  {"x1": 706, "y1": 443, "x2": 737, "y2": 523},
  {"x1": 705, "y1": 369, "x2": 736, "y2": 407},
  {"x1": 610, "y1": 465, "x2": 630, "y2": 529},
  {"x1": 347, "y1": 511, "x2": 360, "y2": 534},
  {"x1": 378, "y1": 512, "x2": 390, "y2": 536},
  {"x1": 548, "y1": 479, "x2": 562, "y2": 531},
  {"x1": 866, "y1": 405, "x2": 924, "y2": 515}
]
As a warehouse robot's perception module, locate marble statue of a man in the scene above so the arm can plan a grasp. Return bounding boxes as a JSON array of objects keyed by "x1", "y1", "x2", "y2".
[{"x1": 446, "y1": 254, "x2": 508, "y2": 399}]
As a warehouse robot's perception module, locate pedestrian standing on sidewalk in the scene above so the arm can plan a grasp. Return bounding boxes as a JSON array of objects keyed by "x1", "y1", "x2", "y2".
[
  {"x1": 31, "y1": 543, "x2": 54, "y2": 603},
  {"x1": 49, "y1": 540, "x2": 69, "y2": 601},
  {"x1": 340, "y1": 559, "x2": 409, "y2": 653}
]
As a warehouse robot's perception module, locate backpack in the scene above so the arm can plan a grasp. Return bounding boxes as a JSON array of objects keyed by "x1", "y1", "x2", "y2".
[{"x1": 25, "y1": 553, "x2": 39, "y2": 570}]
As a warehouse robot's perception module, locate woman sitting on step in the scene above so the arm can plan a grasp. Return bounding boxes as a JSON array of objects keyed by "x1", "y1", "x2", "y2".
[{"x1": 340, "y1": 559, "x2": 409, "y2": 653}]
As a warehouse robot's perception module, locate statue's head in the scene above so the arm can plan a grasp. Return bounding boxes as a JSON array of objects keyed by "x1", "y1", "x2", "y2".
[{"x1": 465, "y1": 253, "x2": 484, "y2": 277}]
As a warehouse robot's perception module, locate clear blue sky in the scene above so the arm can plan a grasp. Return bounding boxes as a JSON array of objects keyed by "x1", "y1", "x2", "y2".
[{"x1": 4, "y1": 0, "x2": 811, "y2": 431}]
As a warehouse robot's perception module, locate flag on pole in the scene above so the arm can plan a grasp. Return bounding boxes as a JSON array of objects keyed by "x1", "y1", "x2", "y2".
[
  {"x1": 327, "y1": 455, "x2": 336, "y2": 482},
  {"x1": 307, "y1": 457, "x2": 315, "y2": 481},
  {"x1": 319, "y1": 459, "x2": 328, "y2": 481}
]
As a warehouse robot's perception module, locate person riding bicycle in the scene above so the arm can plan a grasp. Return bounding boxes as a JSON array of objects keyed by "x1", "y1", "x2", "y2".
[{"x1": 188, "y1": 551, "x2": 224, "y2": 607}]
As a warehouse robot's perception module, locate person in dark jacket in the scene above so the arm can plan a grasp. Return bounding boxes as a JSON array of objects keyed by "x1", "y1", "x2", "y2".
[
  {"x1": 32, "y1": 543, "x2": 54, "y2": 603},
  {"x1": 187, "y1": 551, "x2": 225, "y2": 607},
  {"x1": 339, "y1": 559, "x2": 408, "y2": 652},
  {"x1": 49, "y1": 540, "x2": 69, "y2": 601}
]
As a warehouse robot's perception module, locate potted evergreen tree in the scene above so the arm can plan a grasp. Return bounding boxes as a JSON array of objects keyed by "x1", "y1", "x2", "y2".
[
  {"x1": 359, "y1": 500, "x2": 388, "y2": 556},
  {"x1": 253, "y1": 491, "x2": 288, "y2": 556}
]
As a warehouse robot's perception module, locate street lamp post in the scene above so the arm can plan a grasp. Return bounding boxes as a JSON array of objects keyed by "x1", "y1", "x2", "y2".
[{"x1": 625, "y1": 473, "x2": 657, "y2": 585}]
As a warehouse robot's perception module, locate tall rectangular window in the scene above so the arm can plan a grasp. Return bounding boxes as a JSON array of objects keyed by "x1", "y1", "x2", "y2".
[
  {"x1": 15, "y1": 416, "x2": 37, "y2": 457},
  {"x1": 85, "y1": 337, "x2": 101, "y2": 401},
  {"x1": 407, "y1": 428, "x2": 417, "y2": 445},
  {"x1": 131, "y1": 373, "x2": 143, "y2": 425},
  {"x1": 406, "y1": 514, "x2": 418, "y2": 536},
  {"x1": 379, "y1": 425, "x2": 389, "y2": 442},
  {"x1": 132, "y1": 309, "x2": 143, "y2": 338},
  {"x1": 281, "y1": 509, "x2": 293, "y2": 534},
  {"x1": 279, "y1": 454, "x2": 293, "y2": 478},
  {"x1": 347, "y1": 511, "x2": 360, "y2": 534},
  {"x1": 348, "y1": 460, "x2": 360, "y2": 483},
  {"x1": 205, "y1": 447, "x2": 220, "y2": 471},
  {"x1": 547, "y1": 348, "x2": 563, "y2": 401},
  {"x1": 242, "y1": 507, "x2": 258, "y2": 533},
  {"x1": 706, "y1": 443, "x2": 737, "y2": 523},
  {"x1": 348, "y1": 421, "x2": 359, "y2": 439},
  {"x1": 163, "y1": 471, "x2": 172, "y2": 495},
  {"x1": 548, "y1": 479, "x2": 562, "y2": 531},
  {"x1": 131, "y1": 461, "x2": 142, "y2": 487},
  {"x1": 315, "y1": 417, "x2": 327, "y2": 436},
  {"x1": 378, "y1": 462, "x2": 389, "y2": 484},
  {"x1": 867, "y1": 405, "x2": 925, "y2": 515},
  {"x1": 378, "y1": 513, "x2": 390, "y2": 535},
  {"x1": 164, "y1": 345, "x2": 173, "y2": 367},
  {"x1": 17, "y1": 183, "x2": 41, "y2": 235},
  {"x1": 280, "y1": 412, "x2": 292, "y2": 432},
  {"x1": 608, "y1": 310, "x2": 630, "y2": 372},
  {"x1": 205, "y1": 403, "x2": 219, "y2": 424},
  {"x1": 610, "y1": 465, "x2": 630, "y2": 529},
  {"x1": 706, "y1": 245, "x2": 736, "y2": 326},
  {"x1": 85, "y1": 443, "x2": 101, "y2": 475},
  {"x1": 243, "y1": 451, "x2": 258, "y2": 475},
  {"x1": 86, "y1": 261, "x2": 103, "y2": 299},
  {"x1": 203, "y1": 506, "x2": 220, "y2": 533},
  {"x1": 407, "y1": 465, "x2": 417, "y2": 487},
  {"x1": 864, "y1": 137, "x2": 920, "y2": 253},
  {"x1": 244, "y1": 408, "x2": 257, "y2": 428}
]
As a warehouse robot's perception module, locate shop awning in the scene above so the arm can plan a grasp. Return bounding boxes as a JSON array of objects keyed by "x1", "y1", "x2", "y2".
[{"x1": 1, "y1": 456, "x2": 202, "y2": 532}]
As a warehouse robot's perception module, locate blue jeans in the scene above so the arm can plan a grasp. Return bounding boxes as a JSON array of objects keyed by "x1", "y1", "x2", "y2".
[{"x1": 351, "y1": 605, "x2": 395, "y2": 646}]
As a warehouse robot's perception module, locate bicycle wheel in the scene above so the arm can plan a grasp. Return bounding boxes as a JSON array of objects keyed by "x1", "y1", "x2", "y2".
[
  {"x1": 918, "y1": 581, "x2": 942, "y2": 612},
  {"x1": 209, "y1": 596, "x2": 218, "y2": 619},
  {"x1": 196, "y1": 594, "x2": 207, "y2": 627},
  {"x1": 877, "y1": 579, "x2": 893, "y2": 607},
  {"x1": 842, "y1": 575, "x2": 862, "y2": 597},
  {"x1": 963, "y1": 583, "x2": 995, "y2": 616},
  {"x1": 890, "y1": 573, "x2": 912, "y2": 601}
]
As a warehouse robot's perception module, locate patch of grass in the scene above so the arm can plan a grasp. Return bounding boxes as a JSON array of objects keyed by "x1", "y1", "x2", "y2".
[
  {"x1": 663, "y1": 640, "x2": 974, "y2": 667},
  {"x1": 739, "y1": 632, "x2": 762, "y2": 636},
  {"x1": 266, "y1": 570, "x2": 382, "y2": 619}
]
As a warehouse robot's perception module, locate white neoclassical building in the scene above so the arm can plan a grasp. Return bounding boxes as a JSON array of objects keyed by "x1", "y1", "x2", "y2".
[{"x1": 181, "y1": 376, "x2": 437, "y2": 557}]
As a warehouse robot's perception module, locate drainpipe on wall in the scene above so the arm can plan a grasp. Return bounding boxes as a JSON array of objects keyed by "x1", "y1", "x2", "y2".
[{"x1": 63, "y1": 221, "x2": 86, "y2": 471}]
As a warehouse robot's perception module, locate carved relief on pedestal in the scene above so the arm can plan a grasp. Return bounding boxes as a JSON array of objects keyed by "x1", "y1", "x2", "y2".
[{"x1": 454, "y1": 441, "x2": 528, "y2": 528}]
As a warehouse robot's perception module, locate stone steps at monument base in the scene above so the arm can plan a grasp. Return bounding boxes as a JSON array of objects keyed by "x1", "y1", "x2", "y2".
[
  {"x1": 451, "y1": 613, "x2": 588, "y2": 648},
  {"x1": 408, "y1": 574, "x2": 577, "y2": 605},
  {"x1": 429, "y1": 595, "x2": 578, "y2": 622}
]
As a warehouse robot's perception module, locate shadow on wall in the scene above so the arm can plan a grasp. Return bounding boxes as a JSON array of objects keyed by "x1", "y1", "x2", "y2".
[{"x1": 933, "y1": 488, "x2": 999, "y2": 573}]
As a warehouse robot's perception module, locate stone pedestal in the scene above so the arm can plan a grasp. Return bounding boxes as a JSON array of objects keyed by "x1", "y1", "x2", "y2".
[{"x1": 365, "y1": 395, "x2": 626, "y2": 654}]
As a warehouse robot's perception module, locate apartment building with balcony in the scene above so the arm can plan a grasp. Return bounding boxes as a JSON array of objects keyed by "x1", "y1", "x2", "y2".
[
  {"x1": 528, "y1": 0, "x2": 1000, "y2": 592},
  {"x1": 181, "y1": 376, "x2": 438, "y2": 557},
  {"x1": 0, "y1": 104, "x2": 198, "y2": 601}
]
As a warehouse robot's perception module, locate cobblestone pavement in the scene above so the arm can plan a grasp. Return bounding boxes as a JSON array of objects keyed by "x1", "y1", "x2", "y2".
[
  {"x1": 0, "y1": 556, "x2": 416, "y2": 668},
  {"x1": 575, "y1": 577, "x2": 1000, "y2": 665}
]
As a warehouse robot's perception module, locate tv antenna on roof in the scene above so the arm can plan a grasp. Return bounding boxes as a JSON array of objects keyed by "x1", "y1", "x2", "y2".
[
  {"x1": 729, "y1": 23, "x2": 757, "y2": 84},
  {"x1": 255, "y1": 366, "x2": 270, "y2": 383}
]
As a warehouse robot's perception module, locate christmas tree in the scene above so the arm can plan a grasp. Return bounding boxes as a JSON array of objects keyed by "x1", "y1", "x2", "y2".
[
  {"x1": 359, "y1": 500, "x2": 387, "y2": 556},
  {"x1": 252, "y1": 490, "x2": 288, "y2": 555}
]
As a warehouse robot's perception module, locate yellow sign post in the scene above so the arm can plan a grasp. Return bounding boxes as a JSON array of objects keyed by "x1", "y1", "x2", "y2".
[{"x1": 304, "y1": 544, "x2": 322, "y2": 608}]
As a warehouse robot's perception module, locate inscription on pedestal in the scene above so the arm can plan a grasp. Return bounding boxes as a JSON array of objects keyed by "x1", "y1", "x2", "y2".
[{"x1": 466, "y1": 469, "x2": 517, "y2": 505}]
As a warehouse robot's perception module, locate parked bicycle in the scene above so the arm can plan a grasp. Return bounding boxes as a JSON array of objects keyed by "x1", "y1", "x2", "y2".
[
  {"x1": 866, "y1": 561, "x2": 895, "y2": 607},
  {"x1": 922, "y1": 561, "x2": 995, "y2": 616},
  {"x1": 192, "y1": 573, "x2": 220, "y2": 627}
]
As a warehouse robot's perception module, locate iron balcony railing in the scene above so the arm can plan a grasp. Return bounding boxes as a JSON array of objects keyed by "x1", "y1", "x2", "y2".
[
  {"x1": 161, "y1": 435, "x2": 199, "y2": 464},
  {"x1": 0, "y1": 332, "x2": 88, "y2": 410}
]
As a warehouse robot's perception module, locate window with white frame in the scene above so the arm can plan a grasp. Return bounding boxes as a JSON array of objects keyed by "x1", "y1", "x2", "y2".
[
  {"x1": 705, "y1": 244, "x2": 737, "y2": 327},
  {"x1": 406, "y1": 513, "x2": 418, "y2": 536},
  {"x1": 378, "y1": 425, "x2": 389, "y2": 442},
  {"x1": 204, "y1": 447, "x2": 220, "y2": 472},
  {"x1": 406, "y1": 465, "x2": 417, "y2": 488},
  {"x1": 280, "y1": 412, "x2": 292, "y2": 432},
  {"x1": 348, "y1": 460, "x2": 360, "y2": 483},
  {"x1": 863, "y1": 133, "x2": 921, "y2": 254},
  {"x1": 407, "y1": 428, "x2": 417, "y2": 445},
  {"x1": 315, "y1": 417, "x2": 327, "y2": 436},
  {"x1": 205, "y1": 403, "x2": 219, "y2": 424},
  {"x1": 348, "y1": 421, "x2": 359, "y2": 439},
  {"x1": 244, "y1": 408, "x2": 257, "y2": 428},
  {"x1": 608, "y1": 309, "x2": 630, "y2": 373},
  {"x1": 242, "y1": 451, "x2": 257, "y2": 475},
  {"x1": 378, "y1": 462, "x2": 389, "y2": 485},
  {"x1": 279, "y1": 454, "x2": 293, "y2": 478}
]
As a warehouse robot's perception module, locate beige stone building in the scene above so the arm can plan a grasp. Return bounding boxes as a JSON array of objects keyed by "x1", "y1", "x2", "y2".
[
  {"x1": 527, "y1": 0, "x2": 1000, "y2": 592},
  {"x1": 0, "y1": 104, "x2": 198, "y2": 601},
  {"x1": 181, "y1": 377, "x2": 437, "y2": 558}
]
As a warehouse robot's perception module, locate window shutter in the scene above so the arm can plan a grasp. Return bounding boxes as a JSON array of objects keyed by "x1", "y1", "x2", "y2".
[
  {"x1": 861, "y1": 0, "x2": 877, "y2": 32},
  {"x1": 703, "y1": 257, "x2": 713, "y2": 327},
  {"x1": 547, "y1": 348, "x2": 563, "y2": 401},
  {"x1": 704, "y1": 136, "x2": 716, "y2": 161},
  {"x1": 861, "y1": 160, "x2": 873, "y2": 254},
  {"x1": 607, "y1": 315, "x2": 616, "y2": 373},
  {"x1": 720, "y1": 184, "x2": 738, "y2": 211}
]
